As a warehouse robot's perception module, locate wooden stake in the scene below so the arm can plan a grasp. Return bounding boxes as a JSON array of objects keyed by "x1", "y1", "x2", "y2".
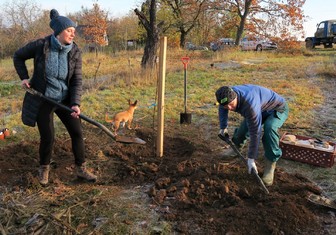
[{"x1": 156, "y1": 37, "x2": 167, "y2": 157}]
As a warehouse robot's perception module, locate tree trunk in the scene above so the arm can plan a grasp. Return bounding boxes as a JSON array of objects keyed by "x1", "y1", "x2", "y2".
[
  {"x1": 180, "y1": 29, "x2": 187, "y2": 49},
  {"x1": 142, "y1": 33, "x2": 159, "y2": 69},
  {"x1": 235, "y1": 17, "x2": 246, "y2": 45},
  {"x1": 235, "y1": 0, "x2": 252, "y2": 46},
  {"x1": 134, "y1": 0, "x2": 161, "y2": 69}
]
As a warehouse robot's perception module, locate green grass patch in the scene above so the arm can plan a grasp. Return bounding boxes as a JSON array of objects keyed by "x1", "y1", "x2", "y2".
[{"x1": 0, "y1": 82, "x2": 20, "y2": 96}]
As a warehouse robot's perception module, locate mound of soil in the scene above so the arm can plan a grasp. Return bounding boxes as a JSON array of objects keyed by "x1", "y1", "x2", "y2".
[{"x1": 0, "y1": 123, "x2": 334, "y2": 234}]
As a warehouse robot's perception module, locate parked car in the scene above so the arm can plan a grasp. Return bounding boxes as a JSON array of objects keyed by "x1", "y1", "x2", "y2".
[
  {"x1": 185, "y1": 42, "x2": 209, "y2": 51},
  {"x1": 240, "y1": 36, "x2": 277, "y2": 51},
  {"x1": 210, "y1": 38, "x2": 235, "y2": 51}
]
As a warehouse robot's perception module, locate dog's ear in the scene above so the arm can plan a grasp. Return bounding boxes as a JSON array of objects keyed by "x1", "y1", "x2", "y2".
[
  {"x1": 128, "y1": 99, "x2": 131, "y2": 105},
  {"x1": 134, "y1": 100, "x2": 138, "y2": 106}
]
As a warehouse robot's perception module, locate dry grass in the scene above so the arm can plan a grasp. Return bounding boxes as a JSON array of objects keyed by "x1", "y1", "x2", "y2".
[
  {"x1": 0, "y1": 182, "x2": 170, "y2": 234},
  {"x1": 1, "y1": 47, "x2": 336, "y2": 140}
]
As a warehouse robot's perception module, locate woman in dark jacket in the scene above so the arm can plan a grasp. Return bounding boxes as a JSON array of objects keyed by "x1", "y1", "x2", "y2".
[{"x1": 13, "y1": 9, "x2": 97, "y2": 185}]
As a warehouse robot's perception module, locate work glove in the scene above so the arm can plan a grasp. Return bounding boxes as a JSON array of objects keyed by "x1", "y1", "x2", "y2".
[
  {"x1": 219, "y1": 128, "x2": 229, "y2": 142},
  {"x1": 219, "y1": 128, "x2": 229, "y2": 137},
  {"x1": 247, "y1": 158, "x2": 258, "y2": 174}
]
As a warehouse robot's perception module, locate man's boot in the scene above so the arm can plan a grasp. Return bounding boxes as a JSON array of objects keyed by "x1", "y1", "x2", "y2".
[
  {"x1": 76, "y1": 162, "x2": 97, "y2": 182},
  {"x1": 262, "y1": 159, "x2": 276, "y2": 186},
  {"x1": 38, "y1": 165, "x2": 50, "y2": 186}
]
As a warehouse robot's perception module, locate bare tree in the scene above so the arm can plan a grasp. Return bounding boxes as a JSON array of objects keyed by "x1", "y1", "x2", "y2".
[
  {"x1": 2, "y1": 0, "x2": 41, "y2": 29},
  {"x1": 161, "y1": 0, "x2": 208, "y2": 48},
  {"x1": 0, "y1": 0, "x2": 46, "y2": 57},
  {"x1": 134, "y1": 0, "x2": 163, "y2": 69},
  {"x1": 107, "y1": 14, "x2": 139, "y2": 51}
]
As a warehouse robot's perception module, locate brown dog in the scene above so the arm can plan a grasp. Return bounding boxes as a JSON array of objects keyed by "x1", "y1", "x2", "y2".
[{"x1": 105, "y1": 100, "x2": 138, "y2": 135}]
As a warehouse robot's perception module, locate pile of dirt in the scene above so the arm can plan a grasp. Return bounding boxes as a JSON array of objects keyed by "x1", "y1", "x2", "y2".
[{"x1": 0, "y1": 124, "x2": 335, "y2": 234}]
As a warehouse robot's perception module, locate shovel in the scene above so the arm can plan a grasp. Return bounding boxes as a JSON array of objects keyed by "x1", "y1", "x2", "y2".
[
  {"x1": 307, "y1": 193, "x2": 336, "y2": 210},
  {"x1": 26, "y1": 88, "x2": 146, "y2": 145},
  {"x1": 218, "y1": 134, "x2": 269, "y2": 194},
  {"x1": 180, "y1": 56, "x2": 192, "y2": 124}
]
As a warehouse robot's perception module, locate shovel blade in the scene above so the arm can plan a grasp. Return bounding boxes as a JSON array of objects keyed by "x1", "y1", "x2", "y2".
[
  {"x1": 308, "y1": 193, "x2": 336, "y2": 210},
  {"x1": 115, "y1": 135, "x2": 146, "y2": 145}
]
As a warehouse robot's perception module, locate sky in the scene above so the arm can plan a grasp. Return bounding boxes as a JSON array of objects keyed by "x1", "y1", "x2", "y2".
[
  {"x1": 36, "y1": 0, "x2": 335, "y2": 38},
  {"x1": 37, "y1": 0, "x2": 141, "y2": 18}
]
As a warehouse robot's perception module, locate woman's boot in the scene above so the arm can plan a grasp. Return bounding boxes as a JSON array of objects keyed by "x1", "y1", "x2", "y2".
[
  {"x1": 38, "y1": 165, "x2": 50, "y2": 186},
  {"x1": 76, "y1": 162, "x2": 97, "y2": 182}
]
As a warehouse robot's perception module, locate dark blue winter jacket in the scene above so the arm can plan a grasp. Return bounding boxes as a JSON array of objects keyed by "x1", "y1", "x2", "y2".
[
  {"x1": 218, "y1": 84, "x2": 286, "y2": 159},
  {"x1": 13, "y1": 35, "x2": 82, "y2": 127}
]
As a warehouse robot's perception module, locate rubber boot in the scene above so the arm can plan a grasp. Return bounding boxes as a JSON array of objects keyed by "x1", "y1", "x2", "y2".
[
  {"x1": 262, "y1": 159, "x2": 276, "y2": 186},
  {"x1": 76, "y1": 162, "x2": 97, "y2": 182},
  {"x1": 38, "y1": 165, "x2": 50, "y2": 186}
]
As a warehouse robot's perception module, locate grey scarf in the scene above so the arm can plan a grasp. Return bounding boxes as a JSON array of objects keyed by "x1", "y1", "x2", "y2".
[{"x1": 45, "y1": 34, "x2": 73, "y2": 102}]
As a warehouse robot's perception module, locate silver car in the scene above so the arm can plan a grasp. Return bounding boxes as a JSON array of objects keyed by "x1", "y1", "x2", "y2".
[{"x1": 240, "y1": 36, "x2": 277, "y2": 51}]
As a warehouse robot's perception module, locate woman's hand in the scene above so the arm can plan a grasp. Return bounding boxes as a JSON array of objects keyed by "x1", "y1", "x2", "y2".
[
  {"x1": 21, "y1": 79, "x2": 30, "y2": 89},
  {"x1": 71, "y1": 105, "x2": 80, "y2": 118}
]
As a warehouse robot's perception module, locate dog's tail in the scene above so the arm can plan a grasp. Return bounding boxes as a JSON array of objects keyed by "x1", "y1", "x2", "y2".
[{"x1": 105, "y1": 112, "x2": 114, "y2": 123}]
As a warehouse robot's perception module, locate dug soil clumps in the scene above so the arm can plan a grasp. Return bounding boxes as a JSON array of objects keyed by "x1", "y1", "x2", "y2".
[{"x1": 0, "y1": 126, "x2": 334, "y2": 234}]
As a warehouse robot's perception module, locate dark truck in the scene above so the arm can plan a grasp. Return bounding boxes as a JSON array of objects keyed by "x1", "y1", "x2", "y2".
[{"x1": 305, "y1": 20, "x2": 336, "y2": 49}]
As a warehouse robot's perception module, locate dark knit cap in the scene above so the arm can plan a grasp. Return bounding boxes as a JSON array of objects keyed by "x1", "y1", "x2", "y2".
[
  {"x1": 49, "y1": 9, "x2": 76, "y2": 36},
  {"x1": 215, "y1": 86, "x2": 237, "y2": 105}
]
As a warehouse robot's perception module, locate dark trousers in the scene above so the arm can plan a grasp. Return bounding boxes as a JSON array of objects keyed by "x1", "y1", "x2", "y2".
[{"x1": 37, "y1": 101, "x2": 85, "y2": 166}]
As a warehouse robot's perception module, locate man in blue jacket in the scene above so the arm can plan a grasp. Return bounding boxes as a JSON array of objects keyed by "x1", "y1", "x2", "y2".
[{"x1": 216, "y1": 85, "x2": 289, "y2": 186}]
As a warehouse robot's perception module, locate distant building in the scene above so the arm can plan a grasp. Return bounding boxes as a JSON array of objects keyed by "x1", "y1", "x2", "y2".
[{"x1": 127, "y1": 39, "x2": 137, "y2": 50}]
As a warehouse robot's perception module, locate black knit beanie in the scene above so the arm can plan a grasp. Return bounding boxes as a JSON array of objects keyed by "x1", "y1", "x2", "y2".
[
  {"x1": 215, "y1": 86, "x2": 237, "y2": 105},
  {"x1": 49, "y1": 9, "x2": 76, "y2": 36}
]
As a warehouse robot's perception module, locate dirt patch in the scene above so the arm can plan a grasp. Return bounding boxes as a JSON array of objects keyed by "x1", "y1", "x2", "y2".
[{"x1": 1, "y1": 122, "x2": 335, "y2": 234}]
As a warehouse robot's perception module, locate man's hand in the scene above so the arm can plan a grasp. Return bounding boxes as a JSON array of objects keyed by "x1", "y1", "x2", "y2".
[
  {"x1": 219, "y1": 128, "x2": 229, "y2": 141},
  {"x1": 218, "y1": 128, "x2": 230, "y2": 143},
  {"x1": 219, "y1": 128, "x2": 228, "y2": 137},
  {"x1": 71, "y1": 105, "x2": 80, "y2": 118},
  {"x1": 247, "y1": 158, "x2": 258, "y2": 174}
]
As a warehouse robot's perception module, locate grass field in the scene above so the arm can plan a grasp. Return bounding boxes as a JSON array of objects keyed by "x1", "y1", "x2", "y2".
[{"x1": 1, "y1": 47, "x2": 335, "y2": 141}]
